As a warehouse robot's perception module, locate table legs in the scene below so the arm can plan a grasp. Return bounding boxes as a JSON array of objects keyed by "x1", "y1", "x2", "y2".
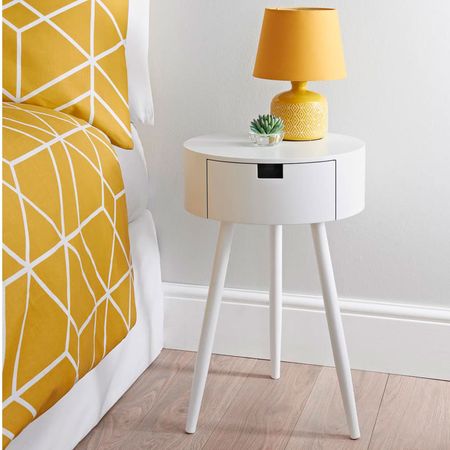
[
  {"x1": 311, "y1": 222, "x2": 360, "y2": 439},
  {"x1": 269, "y1": 225, "x2": 283, "y2": 379},
  {"x1": 185, "y1": 222, "x2": 234, "y2": 434},
  {"x1": 186, "y1": 221, "x2": 360, "y2": 440}
]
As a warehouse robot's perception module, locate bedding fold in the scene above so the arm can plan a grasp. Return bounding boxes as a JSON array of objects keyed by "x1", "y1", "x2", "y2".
[{"x1": 2, "y1": 102, "x2": 136, "y2": 448}]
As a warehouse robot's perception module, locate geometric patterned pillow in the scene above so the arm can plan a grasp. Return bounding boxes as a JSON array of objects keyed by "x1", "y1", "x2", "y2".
[{"x1": 2, "y1": 0, "x2": 133, "y2": 149}]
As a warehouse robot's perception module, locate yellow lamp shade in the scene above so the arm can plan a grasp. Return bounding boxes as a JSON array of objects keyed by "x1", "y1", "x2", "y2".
[{"x1": 253, "y1": 8, "x2": 346, "y2": 81}]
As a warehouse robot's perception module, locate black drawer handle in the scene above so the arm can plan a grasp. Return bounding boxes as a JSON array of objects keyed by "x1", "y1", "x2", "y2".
[{"x1": 257, "y1": 164, "x2": 283, "y2": 179}]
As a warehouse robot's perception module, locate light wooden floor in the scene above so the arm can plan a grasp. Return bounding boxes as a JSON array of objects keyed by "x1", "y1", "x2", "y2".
[{"x1": 77, "y1": 349, "x2": 450, "y2": 450}]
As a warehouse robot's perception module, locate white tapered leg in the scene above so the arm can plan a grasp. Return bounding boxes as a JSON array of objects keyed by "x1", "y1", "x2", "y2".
[
  {"x1": 269, "y1": 225, "x2": 282, "y2": 379},
  {"x1": 311, "y1": 223, "x2": 361, "y2": 440},
  {"x1": 185, "y1": 222, "x2": 234, "y2": 434}
]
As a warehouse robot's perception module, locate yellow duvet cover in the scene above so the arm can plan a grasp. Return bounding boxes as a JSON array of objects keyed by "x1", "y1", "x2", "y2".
[{"x1": 2, "y1": 102, "x2": 136, "y2": 447}]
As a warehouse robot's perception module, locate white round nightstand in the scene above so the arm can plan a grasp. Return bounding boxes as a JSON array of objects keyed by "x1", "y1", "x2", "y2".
[{"x1": 184, "y1": 133, "x2": 365, "y2": 439}]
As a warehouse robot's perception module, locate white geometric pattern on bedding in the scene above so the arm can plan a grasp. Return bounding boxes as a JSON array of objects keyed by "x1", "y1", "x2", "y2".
[
  {"x1": 2, "y1": 0, "x2": 132, "y2": 148},
  {"x1": 2, "y1": 102, "x2": 135, "y2": 447}
]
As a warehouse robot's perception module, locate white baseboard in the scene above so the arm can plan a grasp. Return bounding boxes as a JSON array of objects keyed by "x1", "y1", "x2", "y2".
[{"x1": 163, "y1": 282, "x2": 450, "y2": 380}]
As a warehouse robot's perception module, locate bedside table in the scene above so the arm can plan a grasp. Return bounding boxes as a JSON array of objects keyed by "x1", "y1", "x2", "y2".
[{"x1": 184, "y1": 133, "x2": 365, "y2": 439}]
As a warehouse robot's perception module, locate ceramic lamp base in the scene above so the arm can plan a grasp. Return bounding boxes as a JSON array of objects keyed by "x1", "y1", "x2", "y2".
[{"x1": 271, "y1": 81, "x2": 328, "y2": 141}]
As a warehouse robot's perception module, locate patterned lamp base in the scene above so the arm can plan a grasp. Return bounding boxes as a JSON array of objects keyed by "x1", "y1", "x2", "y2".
[{"x1": 271, "y1": 81, "x2": 328, "y2": 141}]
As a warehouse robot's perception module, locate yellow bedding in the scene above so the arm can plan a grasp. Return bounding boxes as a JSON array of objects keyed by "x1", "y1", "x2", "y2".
[{"x1": 2, "y1": 102, "x2": 136, "y2": 447}]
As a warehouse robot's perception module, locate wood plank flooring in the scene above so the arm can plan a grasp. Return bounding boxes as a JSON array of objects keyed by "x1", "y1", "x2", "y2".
[{"x1": 76, "y1": 349, "x2": 450, "y2": 450}]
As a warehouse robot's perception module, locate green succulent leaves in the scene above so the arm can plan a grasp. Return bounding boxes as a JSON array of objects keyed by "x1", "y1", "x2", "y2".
[{"x1": 250, "y1": 114, "x2": 284, "y2": 135}]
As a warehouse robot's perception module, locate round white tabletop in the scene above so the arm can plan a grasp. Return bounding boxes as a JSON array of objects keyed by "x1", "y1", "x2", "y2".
[
  {"x1": 184, "y1": 132, "x2": 366, "y2": 225},
  {"x1": 184, "y1": 132, "x2": 364, "y2": 164}
]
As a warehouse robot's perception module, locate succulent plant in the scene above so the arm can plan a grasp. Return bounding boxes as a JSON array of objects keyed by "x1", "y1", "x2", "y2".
[{"x1": 250, "y1": 114, "x2": 284, "y2": 135}]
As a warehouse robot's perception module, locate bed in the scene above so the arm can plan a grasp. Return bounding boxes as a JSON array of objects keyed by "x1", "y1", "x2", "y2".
[
  {"x1": 7, "y1": 125, "x2": 163, "y2": 450},
  {"x1": 2, "y1": 1, "x2": 163, "y2": 448}
]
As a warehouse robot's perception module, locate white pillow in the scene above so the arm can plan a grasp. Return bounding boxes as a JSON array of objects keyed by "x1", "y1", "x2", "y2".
[
  {"x1": 114, "y1": 125, "x2": 149, "y2": 223},
  {"x1": 126, "y1": 0, "x2": 154, "y2": 125}
]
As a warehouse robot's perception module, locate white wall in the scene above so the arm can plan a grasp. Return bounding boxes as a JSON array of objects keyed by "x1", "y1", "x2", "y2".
[{"x1": 136, "y1": 0, "x2": 450, "y2": 309}]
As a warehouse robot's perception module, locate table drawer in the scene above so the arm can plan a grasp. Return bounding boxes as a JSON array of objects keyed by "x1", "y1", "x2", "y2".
[{"x1": 207, "y1": 160, "x2": 336, "y2": 224}]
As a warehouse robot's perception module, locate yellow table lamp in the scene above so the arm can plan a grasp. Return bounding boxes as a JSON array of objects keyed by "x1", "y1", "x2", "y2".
[{"x1": 253, "y1": 8, "x2": 346, "y2": 141}]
